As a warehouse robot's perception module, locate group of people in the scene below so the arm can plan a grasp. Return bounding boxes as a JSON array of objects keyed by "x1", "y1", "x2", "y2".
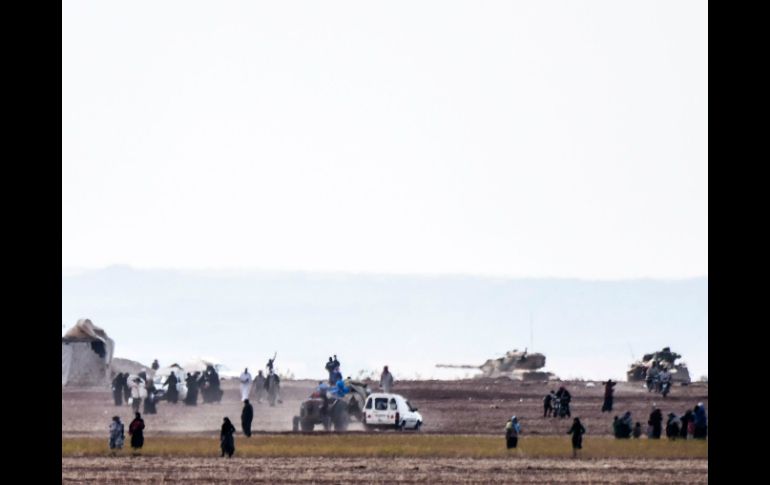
[
  {"x1": 505, "y1": 415, "x2": 586, "y2": 458},
  {"x1": 542, "y1": 387, "x2": 572, "y2": 418},
  {"x1": 108, "y1": 413, "x2": 145, "y2": 456},
  {"x1": 612, "y1": 403, "x2": 708, "y2": 440},
  {"x1": 239, "y1": 368, "x2": 267, "y2": 402},
  {"x1": 645, "y1": 364, "x2": 673, "y2": 396}
]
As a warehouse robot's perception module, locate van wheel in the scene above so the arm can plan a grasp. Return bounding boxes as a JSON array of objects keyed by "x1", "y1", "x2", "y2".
[{"x1": 415, "y1": 421, "x2": 422, "y2": 431}]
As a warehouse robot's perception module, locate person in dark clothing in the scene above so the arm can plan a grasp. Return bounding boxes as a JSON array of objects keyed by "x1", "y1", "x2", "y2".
[
  {"x1": 567, "y1": 418, "x2": 586, "y2": 458},
  {"x1": 128, "y1": 412, "x2": 145, "y2": 454},
  {"x1": 633, "y1": 422, "x2": 642, "y2": 438},
  {"x1": 112, "y1": 374, "x2": 124, "y2": 406},
  {"x1": 648, "y1": 408, "x2": 663, "y2": 439},
  {"x1": 164, "y1": 372, "x2": 179, "y2": 404},
  {"x1": 680, "y1": 409, "x2": 693, "y2": 439},
  {"x1": 555, "y1": 387, "x2": 572, "y2": 418},
  {"x1": 266, "y1": 352, "x2": 277, "y2": 373},
  {"x1": 693, "y1": 403, "x2": 708, "y2": 439},
  {"x1": 220, "y1": 417, "x2": 236, "y2": 457},
  {"x1": 505, "y1": 416, "x2": 521, "y2": 449},
  {"x1": 143, "y1": 381, "x2": 158, "y2": 415},
  {"x1": 618, "y1": 411, "x2": 633, "y2": 438},
  {"x1": 612, "y1": 416, "x2": 620, "y2": 438},
  {"x1": 122, "y1": 373, "x2": 131, "y2": 403},
  {"x1": 241, "y1": 400, "x2": 253, "y2": 437},
  {"x1": 666, "y1": 413, "x2": 681, "y2": 439},
  {"x1": 184, "y1": 373, "x2": 199, "y2": 405},
  {"x1": 543, "y1": 391, "x2": 554, "y2": 417},
  {"x1": 204, "y1": 366, "x2": 223, "y2": 403},
  {"x1": 151, "y1": 359, "x2": 160, "y2": 371},
  {"x1": 325, "y1": 357, "x2": 337, "y2": 384},
  {"x1": 602, "y1": 379, "x2": 616, "y2": 412}
]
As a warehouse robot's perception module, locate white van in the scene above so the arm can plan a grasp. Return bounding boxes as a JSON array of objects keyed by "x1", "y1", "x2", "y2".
[{"x1": 362, "y1": 393, "x2": 423, "y2": 430}]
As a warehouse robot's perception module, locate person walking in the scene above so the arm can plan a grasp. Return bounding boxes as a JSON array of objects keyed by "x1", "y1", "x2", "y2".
[
  {"x1": 184, "y1": 373, "x2": 198, "y2": 405},
  {"x1": 164, "y1": 371, "x2": 179, "y2": 404},
  {"x1": 241, "y1": 399, "x2": 253, "y2": 438},
  {"x1": 380, "y1": 366, "x2": 394, "y2": 393},
  {"x1": 128, "y1": 412, "x2": 145, "y2": 455},
  {"x1": 143, "y1": 380, "x2": 158, "y2": 415},
  {"x1": 505, "y1": 416, "x2": 521, "y2": 449},
  {"x1": 567, "y1": 418, "x2": 586, "y2": 458},
  {"x1": 254, "y1": 371, "x2": 266, "y2": 403},
  {"x1": 111, "y1": 373, "x2": 125, "y2": 406},
  {"x1": 239, "y1": 368, "x2": 253, "y2": 401},
  {"x1": 121, "y1": 373, "x2": 131, "y2": 404},
  {"x1": 543, "y1": 391, "x2": 554, "y2": 417},
  {"x1": 602, "y1": 379, "x2": 616, "y2": 412},
  {"x1": 556, "y1": 387, "x2": 572, "y2": 418},
  {"x1": 108, "y1": 416, "x2": 125, "y2": 456},
  {"x1": 220, "y1": 417, "x2": 236, "y2": 457},
  {"x1": 130, "y1": 378, "x2": 144, "y2": 413}
]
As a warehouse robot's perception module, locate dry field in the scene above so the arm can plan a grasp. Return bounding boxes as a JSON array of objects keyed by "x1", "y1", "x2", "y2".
[
  {"x1": 62, "y1": 378, "x2": 708, "y2": 436},
  {"x1": 62, "y1": 456, "x2": 708, "y2": 484},
  {"x1": 63, "y1": 378, "x2": 708, "y2": 483}
]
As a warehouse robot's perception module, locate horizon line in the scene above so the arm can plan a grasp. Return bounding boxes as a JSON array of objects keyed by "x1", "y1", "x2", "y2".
[{"x1": 62, "y1": 264, "x2": 708, "y2": 282}]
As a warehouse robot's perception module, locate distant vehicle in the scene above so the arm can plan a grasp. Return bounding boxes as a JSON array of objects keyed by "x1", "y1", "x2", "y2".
[
  {"x1": 362, "y1": 393, "x2": 423, "y2": 431},
  {"x1": 152, "y1": 366, "x2": 188, "y2": 401},
  {"x1": 292, "y1": 380, "x2": 370, "y2": 432}
]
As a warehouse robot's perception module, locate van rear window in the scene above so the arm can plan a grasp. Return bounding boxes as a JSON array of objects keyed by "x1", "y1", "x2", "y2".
[{"x1": 374, "y1": 398, "x2": 388, "y2": 410}]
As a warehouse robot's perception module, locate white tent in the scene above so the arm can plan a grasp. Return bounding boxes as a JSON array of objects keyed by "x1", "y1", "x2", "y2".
[{"x1": 62, "y1": 319, "x2": 115, "y2": 386}]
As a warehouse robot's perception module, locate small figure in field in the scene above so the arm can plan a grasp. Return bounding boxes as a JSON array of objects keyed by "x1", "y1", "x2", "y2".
[
  {"x1": 151, "y1": 359, "x2": 160, "y2": 371},
  {"x1": 164, "y1": 371, "x2": 179, "y2": 404},
  {"x1": 567, "y1": 417, "x2": 586, "y2": 458},
  {"x1": 616, "y1": 411, "x2": 633, "y2": 438},
  {"x1": 239, "y1": 368, "x2": 252, "y2": 401},
  {"x1": 555, "y1": 387, "x2": 572, "y2": 418},
  {"x1": 648, "y1": 407, "x2": 663, "y2": 439},
  {"x1": 693, "y1": 403, "x2": 707, "y2": 439},
  {"x1": 632, "y1": 422, "x2": 642, "y2": 439},
  {"x1": 543, "y1": 390, "x2": 555, "y2": 417},
  {"x1": 241, "y1": 399, "x2": 253, "y2": 437},
  {"x1": 111, "y1": 373, "x2": 125, "y2": 406},
  {"x1": 128, "y1": 412, "x2": 145, "y2": 455},
  {"x1": 666, "y1": 413, "x2": 681, "y2": 439},
  {"x1": 266, "y1": 352, "x2": 277, "y2": 374},
  {"x1": 505, "y1": 416, "x2": 521, "y2": 449},
  {"x1": 220, "y1": 417, "x2": 236, "y2": 458},
  {"x1": 122, "y1": 373, "x2": 131, "y2": 404},
  {"x1": 254, "y1": 371, "x2": 265, "y2": 403},
  {"x1": 130, "y1": 378, "x2": 144, "y2": 413},
  {"x1": 602, "y1": 379, "x2": 616, "y2": 412},
  {"x1": 380, "y1": 366, "x2": 394, "y2": 393},
  {"x1": 143, "y1": 380, "x2": 158, "y2": 415},
  {"x1": 679, "y1": 409, "x2": 693, "y2": 439},
  {"x1": 108, "y1": 416, "x2": 124, "y2": 456},
  {"x1": 184, "y1": 373, "x2": 198, "y2": 405}
]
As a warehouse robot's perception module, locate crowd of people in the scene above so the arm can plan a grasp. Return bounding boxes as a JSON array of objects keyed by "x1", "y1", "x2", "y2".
[
  {"x1": 106, "y1": 360, "x2": 706, "y2": 459},
  {"x1": 612, "y1": 403, "x2": 708, "y2": 440}
]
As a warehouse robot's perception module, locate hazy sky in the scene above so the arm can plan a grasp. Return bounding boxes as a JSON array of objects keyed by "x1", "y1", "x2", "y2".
[{"x1": 62, "y1": 1, "x2": 707, "y2": 279}]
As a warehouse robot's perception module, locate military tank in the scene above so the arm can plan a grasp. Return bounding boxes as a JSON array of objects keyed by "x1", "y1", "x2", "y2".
[
  {"x1": 626, "y1": 347, "x2": 691, "y2": 383},
  {"x1": 437, "y1": 348, "x2": 554, "y2": 381}
]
